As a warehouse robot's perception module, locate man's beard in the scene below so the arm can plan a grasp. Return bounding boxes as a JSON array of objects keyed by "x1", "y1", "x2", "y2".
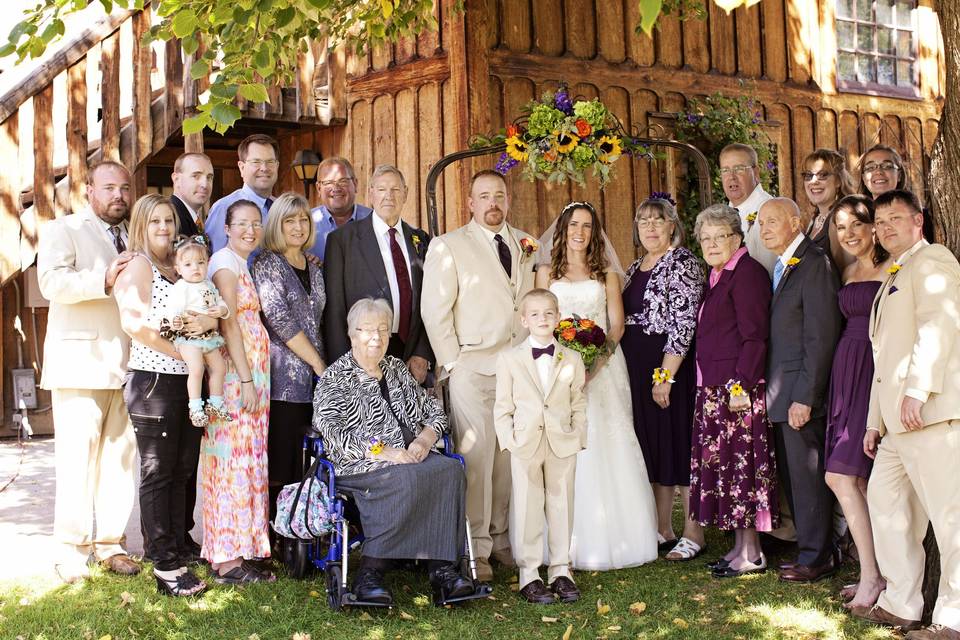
[
  {"x1": 483, "y1": 207, "x2": 504, "y2": 226},
  {"x1": 95, "y1": 201, "x2": 129, "y2": 225}
]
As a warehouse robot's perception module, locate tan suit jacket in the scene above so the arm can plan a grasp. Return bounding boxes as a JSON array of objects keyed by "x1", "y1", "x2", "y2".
[
  {"x1": 867, "y1": 241, "x2": 960, "y2": 436},
  {"x1": 38, "y1": 207, "x2": 129, "y2": 390},
  {"x1": 493, "y1": 343, "x2": 587, "y2": 459},
  {"x1": 421, "y1": 220, "x2": 537, "y2": 376}
]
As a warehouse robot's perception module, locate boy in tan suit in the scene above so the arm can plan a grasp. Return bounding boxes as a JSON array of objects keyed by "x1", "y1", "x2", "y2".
[{"x1": 494, "y1": 289, "x2": 587, "y2": 604}]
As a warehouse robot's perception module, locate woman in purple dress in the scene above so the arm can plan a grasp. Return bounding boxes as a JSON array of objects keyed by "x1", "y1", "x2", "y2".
[
  {"x1": 621, "y1": 195, "x2": 705, "y2": 561},
  {"x1": 689, "y1": 204, "x2": 779, "y2": 579},
  {"x1": 824, "y1": 195, "x2": 891, "y2": 609}
]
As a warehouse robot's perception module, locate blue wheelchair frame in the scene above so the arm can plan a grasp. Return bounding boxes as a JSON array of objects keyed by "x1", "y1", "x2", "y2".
[{"x1": 283, "y1": 434, "x2": 492, "y2": 611}]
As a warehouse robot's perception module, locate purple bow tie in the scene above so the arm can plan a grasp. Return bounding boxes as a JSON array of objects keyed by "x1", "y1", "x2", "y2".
[{"x1": 532, "y1": 344, "x2": 555, "y2": 360}]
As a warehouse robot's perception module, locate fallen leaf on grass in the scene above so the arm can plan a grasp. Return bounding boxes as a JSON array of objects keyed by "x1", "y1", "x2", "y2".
[
  {"x1": 308, "y1": 590, "x2": 320, "y2": 598},
  {"x1": 167, "y1": 612, "x2": 177, "y2": 621},
  {"x1": 413, "y1": 595, "x2": 430, "y2": 607},
  {"x1": 399, "y1": 611, "x2": 415, "y2": 621},
  {"x1": 562, "y1": 624, "x2": 573, "y2": 640},
  {"x1": 259, "y1": 605, "x2": 272, "y2": 613},
  {"x1": 596, "y1": 599, "x2": 611, "y2": 616},
  {"x1": 628, "y1": 601, "x2": 647, "y2": 615},
  {"x1": 487, "y1": 595, "x2": 497, "y2": 600},
  {"x1": 493, "y1": 613, "x2": 506, "y2": 621},
  {"x1": 119, "y1": 591, "x2": 135, "y2": 607},
  {"x1": 358, "y1": 612, "x2": 374, "y2": 621},
  {"x1": 248, "y1": 635, "x2": 260, "y2": 640},
  {"x1": 98, "y1": 636, "x2": 112, "y2": 640},
  {"x1": 541, "y1": 616, "x2": 559, "y2": 623},
  {"x1": 291, "y1": 633, "x2": 311, "y2": 640},
  {"x1": 509, "y1": 575, "x2": 518, "y2": 583},
  {"x1": 509, "y1": 583, "x2": 519, "y2": 592},
  {"x1": 606, "y1": 625, "x2": 621, "y2": 631},
  {"x1": 673, "y1": 618, "x2": 689, "y2": 629}
]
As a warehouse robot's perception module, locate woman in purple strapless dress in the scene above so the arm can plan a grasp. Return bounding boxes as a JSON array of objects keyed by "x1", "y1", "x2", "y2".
[{"x1": 824, "y1": 196, "x2": 892, "y2": 611}]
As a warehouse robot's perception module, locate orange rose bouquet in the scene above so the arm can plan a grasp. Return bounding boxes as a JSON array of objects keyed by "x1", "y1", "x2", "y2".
[{"x1": 554, "y1": 315, "x2": 609, "y2": 369}]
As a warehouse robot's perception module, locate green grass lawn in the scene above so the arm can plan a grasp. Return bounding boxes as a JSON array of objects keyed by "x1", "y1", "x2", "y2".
[{"x1": 0, "y1": 524, "x2": 899, "y2": 640}]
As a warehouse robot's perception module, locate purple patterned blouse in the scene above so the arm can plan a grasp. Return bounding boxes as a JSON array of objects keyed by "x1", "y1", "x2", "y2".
[
  {"x1": 623, "y1": 247, "x2": 704, "y2": 357},
  {"x1": 251, "y1": 250, "x2": 326, "y2": 403}
]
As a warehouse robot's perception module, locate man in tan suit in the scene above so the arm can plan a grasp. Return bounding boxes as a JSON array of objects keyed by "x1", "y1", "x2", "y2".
[
  {"x1": 38, "y1": 161, "x2": 142, "y2": 583},
  {"x1": 422, "y1": 170, "x2": 537, "y2": 581},
  {"x1": 853, "y1": 190, "x2": 960, "y2": 639},
  {"x1": 494, "y1": 289, "x2": 586, "y2": 604}
]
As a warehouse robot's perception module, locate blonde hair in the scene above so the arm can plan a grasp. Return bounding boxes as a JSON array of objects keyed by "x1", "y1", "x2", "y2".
[
  {"x1": 128, "y1": 194, "x2": 178, "y2": 264},
  {"x1": 519, "y1": 288, "x2": 559, "y2": 315},
  {"x1": 261, "y1": 192, "x2": 316, "y2": 253}
]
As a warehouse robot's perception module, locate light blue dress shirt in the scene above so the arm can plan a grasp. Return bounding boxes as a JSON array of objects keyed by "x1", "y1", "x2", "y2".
[
  {"x1": 205, "y1": 184, "x2": 274, "y2": 253},
  {"x1": 308, "y1": 203, "x2": 373, "y2": 261}
]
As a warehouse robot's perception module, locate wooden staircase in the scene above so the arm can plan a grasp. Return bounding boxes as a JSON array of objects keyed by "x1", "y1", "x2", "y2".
[{"x1": 0, "y1": 3, "x2": 346, "y2": 288}]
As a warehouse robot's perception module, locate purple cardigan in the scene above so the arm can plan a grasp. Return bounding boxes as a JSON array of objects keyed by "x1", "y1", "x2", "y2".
[{"x1": 695, "y1": 252, "x2": 771, "y2": 389}]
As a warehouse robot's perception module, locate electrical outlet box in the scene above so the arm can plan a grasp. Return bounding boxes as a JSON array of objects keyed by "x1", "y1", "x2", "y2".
[{"x1": 12, "y1": 368, "x2": 37, "y2": 410}]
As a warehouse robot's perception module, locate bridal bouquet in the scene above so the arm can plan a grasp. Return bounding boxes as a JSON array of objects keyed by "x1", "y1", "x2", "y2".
[{"x1": 555, "y1": 315, "x2": 609, "y2": 370}]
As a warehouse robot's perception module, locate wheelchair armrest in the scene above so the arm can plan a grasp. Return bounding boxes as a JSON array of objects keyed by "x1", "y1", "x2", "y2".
[{"x1": 438, "y1": 434, "x2": 465, "y2": 467}]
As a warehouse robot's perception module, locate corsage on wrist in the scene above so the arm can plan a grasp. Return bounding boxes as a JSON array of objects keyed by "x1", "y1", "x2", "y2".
[
  {"x1": 368, "y1": 437, "x2": 384, "y2": 457},
  {"x1": 652, "y1": 368, "x2": 675, "y2": 385},
  {"x1": 725, "y1": 379, "x2": 747, "y2": 398}
]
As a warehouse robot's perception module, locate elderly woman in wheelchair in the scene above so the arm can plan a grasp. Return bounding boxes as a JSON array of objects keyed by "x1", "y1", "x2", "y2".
[{"x1": 311, "y1": 298, "x2": 477, "y2": 606}]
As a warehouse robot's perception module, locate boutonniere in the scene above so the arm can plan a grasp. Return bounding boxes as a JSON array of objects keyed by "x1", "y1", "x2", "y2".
[
  {"x1": 786, "y1": 257, "x2": 801, "y2": 268},
  {"x1": 519, "y1": 237, "x2": 538, "y2": 260},
  {"x1": 411, "y1": 234, "x2": 422, "y2": 256},
  {"x1": 887, "y1": 263, "x2": 901, "y2": 275},
  {"x1": 556, "y1": 351, "x2": 563, "y2": 361},
  {"x1": 745, "y1": 212, "x2": 757, "y2": 225}
]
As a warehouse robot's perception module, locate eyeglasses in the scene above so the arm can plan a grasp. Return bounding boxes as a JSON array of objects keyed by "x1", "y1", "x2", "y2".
[
  {"x1": 801, "y1": 170, "x2": 834, "y2": 182},
  {"x1": 229, "y1": 221, "x2": 263, "y2": 231},
  {"x1": 862, "y1": 161, "x2": 898, "y2": 174},
  {"x1": 320, "y1": 178, "x2": 354, "y2": 189},
  {"x1": 357, "y1": 326, "x2": 390, "y2": 337},
  {"x1": 719, "y1": 165, "x2": 756, "y2": 176},
  {"x1": 699, "y1": 232, "x2": 739, "y2": 246},
  {"x1": 244, "y1": 159, "x2": 279, "y2": 169},
  {"x1": 636, "y1": 216, "x2": 668, "y2": 229}
]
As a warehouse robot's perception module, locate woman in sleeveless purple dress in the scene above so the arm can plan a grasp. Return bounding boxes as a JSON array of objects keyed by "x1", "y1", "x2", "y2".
[{"x1": 824, "y1": 195, "x2": 892, "y2": 610}]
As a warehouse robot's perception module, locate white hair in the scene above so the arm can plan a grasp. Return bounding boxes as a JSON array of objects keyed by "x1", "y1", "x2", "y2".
[{"x1": 346, "y1": 298, "x2": 394, "y2": 336}]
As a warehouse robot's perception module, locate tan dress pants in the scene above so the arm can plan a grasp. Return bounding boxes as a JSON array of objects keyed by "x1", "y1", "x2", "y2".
[
  {"x1": 52, "y1": 388, "x2": 136, "y2": 564},
  {"x1": 868, "y1": 420, "x2": 960, "y2": 630},
  {"x1": 510, "y1": 436, "x2": 576, "y2": 588},
  {"x1": 447, "y1": 367, "x2": 512, "y2": 560}
]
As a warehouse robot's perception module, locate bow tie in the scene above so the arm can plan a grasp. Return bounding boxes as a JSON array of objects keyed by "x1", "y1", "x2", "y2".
[{"x1": 532, "y1": 344, "x2": 555, "y2": 360}]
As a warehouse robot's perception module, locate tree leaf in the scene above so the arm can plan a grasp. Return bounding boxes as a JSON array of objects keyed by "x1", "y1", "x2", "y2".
[
  {"x1": 182, "y1": 114, "x2": 209, "y2": 135},
  {"x1": 8, "y1": 20, "x2": 37, "y2": 43},
  {"x1": 274, "y1": 6, "x2": 295, "y2": 28},
  {"x1": 171, "y1": 9, "x2": 198, "y2": 38},
  {"x1": 189, "y1": 59, "x2": 209, "y2": 79},
  {"x1": 209, "y1": 82, "x2": 238, "y2": 99},
  {"x1": 237, "y1": 83, "x2": 269, "y2": 103},
  {"x1": 0, "y1": 43, "x2": 16, "y2": 57},
  {"x1": 380, "y1": 0, "x2": 394, "y2": 19},
  {"x1": 210, "y1": 102, "x2": 242, "y2": 128},
  {"x1": 181, "y1": 33, "x2": 198, "y2": 55},
  {"x1": 638, "y1": 0, "x2": 663, "y2": 36},
  {"x1": 305, "y1": 0, "x2": 330, "y2": 8}
]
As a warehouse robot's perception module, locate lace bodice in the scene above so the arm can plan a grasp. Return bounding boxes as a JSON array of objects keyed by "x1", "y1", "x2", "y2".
[{"x1": 549, "y1": 279, "x2": 609, "y2": 332}]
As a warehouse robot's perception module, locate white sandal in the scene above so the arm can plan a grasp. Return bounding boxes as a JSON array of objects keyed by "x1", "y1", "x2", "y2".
[{"x1": 665, "y1": 537, "x2": 705, "y2": 562}]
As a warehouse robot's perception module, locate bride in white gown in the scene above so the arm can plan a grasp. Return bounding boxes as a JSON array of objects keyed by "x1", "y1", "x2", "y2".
[{"x1": 535, "y1": 201, "x2": 658, "y2": 570}]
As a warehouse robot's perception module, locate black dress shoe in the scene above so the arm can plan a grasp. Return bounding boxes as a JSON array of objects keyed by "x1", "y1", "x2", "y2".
[
  {"x1": 706, "y1": 558, "x2": 730, "y2": 571},
  {"x1": 549, "y1": 576, "x2": 580, "y2": 603},
  {"x1": 430, "y1": 564, "x2": 474, "y2": 602},
  {"x1": 713, "y1": 556, "x2": 767, "y2": 578},
  {"x1": 519, "y1": 579, "x2": 556, "y2": 604},
  {"x1": 352, "y1": 568, "x2": 393, "y2": 605}
]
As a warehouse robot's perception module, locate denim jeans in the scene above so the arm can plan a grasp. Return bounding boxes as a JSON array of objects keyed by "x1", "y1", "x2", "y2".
[{"x1": 124, "y1": 370, "x2": 201, "y2": 571}]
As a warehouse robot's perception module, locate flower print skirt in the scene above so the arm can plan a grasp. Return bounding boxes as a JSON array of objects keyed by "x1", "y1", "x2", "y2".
[{"x1": 688, "y1": 384, "x2": 779, "y2": 531}]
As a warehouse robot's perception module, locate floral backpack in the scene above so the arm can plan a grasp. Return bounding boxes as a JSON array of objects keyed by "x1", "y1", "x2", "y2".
[{"x1": 272, "y1": 458, "x2": 334, "y2": 540}]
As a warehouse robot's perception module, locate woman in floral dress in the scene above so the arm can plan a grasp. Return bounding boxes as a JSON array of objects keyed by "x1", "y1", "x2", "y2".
[
  {"x1": 202, "y1": 199, "x2": 273, "y2": 583},
  {"x1": 689, "y1": 204, "x2": 779, "y2": 579}
]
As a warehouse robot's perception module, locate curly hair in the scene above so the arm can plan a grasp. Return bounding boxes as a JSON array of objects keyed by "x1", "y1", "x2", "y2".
[{"x1": 549, "y1": 201, "x2": 608, "y2": 282}]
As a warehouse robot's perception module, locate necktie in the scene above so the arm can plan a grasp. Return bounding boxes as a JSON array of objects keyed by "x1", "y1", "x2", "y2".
[
  {"x1": 109, "y1": 225, "x2": 126, "y2": 254},
  {"x1": 532, "y1": 344, "x2": 555, "y2": 359},
  {"x1": 388, "y1": 228, "x2": 413, "y2": 343},
  {"x1": 772, "y1": 259, "x2": 785, "y2": 292},
  {"x1": 264, "y1": 198, "x2": 274, "y2": 213},
  {"x1": 494, "y1": 233, "x2": 512, "y2": 279}
]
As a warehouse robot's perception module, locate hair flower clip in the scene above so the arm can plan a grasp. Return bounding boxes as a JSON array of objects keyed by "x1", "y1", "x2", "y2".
[
  {"x1": 648, "y1": 191, "x2": 677, "y2": 207},
  {"x1": 887, "y1": 263, "x2": 901, "y2": 275}
]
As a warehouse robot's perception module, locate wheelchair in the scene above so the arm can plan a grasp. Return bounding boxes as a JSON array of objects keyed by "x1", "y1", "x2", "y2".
[{"x1": 278, "y1": 434, "x2": 493, "y2": 611}]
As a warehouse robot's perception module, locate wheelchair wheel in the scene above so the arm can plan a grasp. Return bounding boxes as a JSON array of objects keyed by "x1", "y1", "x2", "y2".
[
  {"x1": 325, "y1": 563, "x2": 344, "y2": 611},
  {"x1": 289, "y1": 540, "x2": 313, "y2": 579}
]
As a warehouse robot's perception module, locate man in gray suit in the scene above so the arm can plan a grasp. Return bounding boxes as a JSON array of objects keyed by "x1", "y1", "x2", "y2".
[{"x1": 759, "y1": 197, "x2": 841, "y2": 583}]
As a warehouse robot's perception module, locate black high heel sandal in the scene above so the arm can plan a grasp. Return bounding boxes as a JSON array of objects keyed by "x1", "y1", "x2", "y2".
[{"x1": 155, "y1": 569, "x2": 207, "y2": 597}]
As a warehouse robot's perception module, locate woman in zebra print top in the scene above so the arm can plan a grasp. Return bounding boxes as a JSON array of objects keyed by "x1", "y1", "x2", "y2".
[{"x1": 312, "y1": 298, "x2": 474, "y2": 606}]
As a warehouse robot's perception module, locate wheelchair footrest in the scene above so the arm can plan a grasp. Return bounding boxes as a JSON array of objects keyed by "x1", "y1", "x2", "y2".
[
  {"x1": 434, "y1": 582, "x2": 493, "y2": 607},
  {"x1": 341, "y1": 592, "x2": 394, "y2": 609}
]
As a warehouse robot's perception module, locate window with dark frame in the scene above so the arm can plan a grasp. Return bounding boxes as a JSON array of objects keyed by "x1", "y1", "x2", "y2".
[{"x1": 836, "y1": 0, "x2": 919, "y2": 96}]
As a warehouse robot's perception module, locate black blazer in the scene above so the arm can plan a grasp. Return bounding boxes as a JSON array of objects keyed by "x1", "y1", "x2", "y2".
[
  {"x1": 171, "y1": 194, "x2": 202, "y2": 238},
  {"x1": 765, "y1": 236, "x2": 841, "y2": 423},
  {"x1": 322, "y1": 214, "x2": 433, "y2": 364}
]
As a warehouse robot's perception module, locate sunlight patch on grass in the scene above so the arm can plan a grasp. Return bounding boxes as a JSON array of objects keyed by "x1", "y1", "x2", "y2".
[{"x1": 737, "y1": 603, "x2": 844, "y2": 639}]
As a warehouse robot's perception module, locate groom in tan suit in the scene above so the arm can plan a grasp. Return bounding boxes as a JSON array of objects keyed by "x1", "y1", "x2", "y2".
[
  {"x1": 854, "y1": 190, "x2": 960, "y2": 639},
  {"x1": 422, "y1": 170, "x2": 537, "y2": 581},
  {"x1": 38, "y1": 161, "x2": 141, "y2": 583}
]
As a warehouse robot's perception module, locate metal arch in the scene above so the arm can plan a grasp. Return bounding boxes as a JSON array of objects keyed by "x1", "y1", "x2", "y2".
[{"x1": 424, "y1": 139, "x2": 713, "y2": 238}]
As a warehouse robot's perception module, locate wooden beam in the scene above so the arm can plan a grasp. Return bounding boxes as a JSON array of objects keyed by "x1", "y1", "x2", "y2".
[
  {"x1": 0, "y1": 114, "x2": 20, "y2": 285},
  {"x1": 164, "y1": 38, "x2": 184, "y2": 143},
  {"x1": 131, "y1": 10, "x2": 152, "y2": 166},
  {"x1": 297, "y1": 40, "x2": 318, "y2": 120},
  {"x1": 100, "y1": 32, "x2": 122, "y2": 162},
  {"x1": 0, "y1": 9, "x2": 135, "y2": 124},
  {"x1": 346, "y1": 55, "x2": 449, "y2": 102},
  {"x1": 67, "y1": 59, "x2": 89, "y2": 213},
  {"x1": 327, "y1": 45, "x2": 348, "y2": 121},
  {"x1": 33, "y1": 85, "x2": 54, "y2": 225}
]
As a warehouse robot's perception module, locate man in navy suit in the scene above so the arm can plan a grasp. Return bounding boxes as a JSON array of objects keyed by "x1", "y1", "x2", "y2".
[
  {"x1": 760, "y1": 197, "x2": 841, "y2": 583},
  {"x1": 170, "y1": 152, "x2": 214, "y2": 238},
  {"x1": 323, "y1": 164, "x2": 432, "y2": 383}
]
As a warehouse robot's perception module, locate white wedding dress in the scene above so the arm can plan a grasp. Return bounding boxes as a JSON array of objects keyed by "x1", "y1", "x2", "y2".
[{"x1": 550, "y1": 279, "x2": 658, "y2": 570}]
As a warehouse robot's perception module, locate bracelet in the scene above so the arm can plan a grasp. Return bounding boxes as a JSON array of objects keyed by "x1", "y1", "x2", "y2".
[
  {"x1": 368, "y1": 437, "x2": 384, "y2": 456},
  {"x1": 240, "y1": 379, "x2": 253, "y2": 384},
  {"x1": 652, "y1": 367, "x2": 675, "y2": 384},
  {"x1": 725, "y1": 379, "x2": 747, "y2": 397}
]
